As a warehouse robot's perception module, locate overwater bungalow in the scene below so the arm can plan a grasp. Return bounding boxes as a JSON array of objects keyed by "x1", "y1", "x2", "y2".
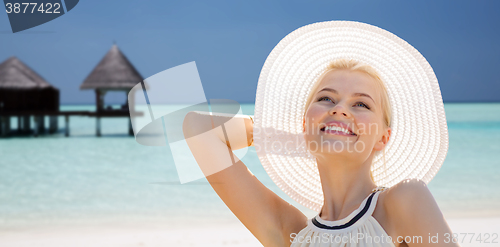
[
  {"x1": 0, "y1": 57, "x2": 59, "y2": 136},
  {"x1": 80, "y1": 44, "x2": 143, "y2": 136}
]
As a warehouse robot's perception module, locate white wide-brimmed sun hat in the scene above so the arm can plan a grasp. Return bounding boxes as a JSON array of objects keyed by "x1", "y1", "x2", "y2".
[{"x1": 253, "y1": 20, "x2": 449, "y2": 212}]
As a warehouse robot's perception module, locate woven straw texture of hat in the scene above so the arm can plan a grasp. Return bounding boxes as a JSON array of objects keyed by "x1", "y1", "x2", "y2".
[{"x1": 253, "y1": 20, "x2": 449, "y2": 212}]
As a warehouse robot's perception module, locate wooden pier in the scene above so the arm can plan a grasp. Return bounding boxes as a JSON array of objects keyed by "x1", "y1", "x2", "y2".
[{"x1": 0, "y1": 110, "x2": 143, "y2": 137}]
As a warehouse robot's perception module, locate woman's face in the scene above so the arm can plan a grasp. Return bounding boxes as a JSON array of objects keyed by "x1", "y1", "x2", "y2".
[{"x1": 303, "y1": 69, "x2": 391, "y2": 161}]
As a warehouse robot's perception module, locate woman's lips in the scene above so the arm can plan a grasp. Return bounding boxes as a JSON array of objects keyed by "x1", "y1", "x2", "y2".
[{"x1": 319, "y1": 121, "x2": 357, "y2": 136}]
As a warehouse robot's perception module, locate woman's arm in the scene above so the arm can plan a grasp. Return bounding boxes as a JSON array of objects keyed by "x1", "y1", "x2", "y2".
[
  {"x1": 385, "y1": 178, "x2": 461, "y2": 247},
  {"x1": 183, "y1": 111, "x2": 307, "y2": 246}
]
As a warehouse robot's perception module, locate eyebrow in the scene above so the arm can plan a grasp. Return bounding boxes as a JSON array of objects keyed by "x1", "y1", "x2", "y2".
[{"x1": 317, "y1": 87, "x2": 375, "y2": 103}]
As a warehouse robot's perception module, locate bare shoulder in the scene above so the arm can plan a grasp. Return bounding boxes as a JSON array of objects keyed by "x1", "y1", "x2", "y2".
[
  {"x1": 382, "y1": 179, "x2": 448, "y2": 235},
  {"x1": 382, "y1": 178, "x2": 433, "y2": 217},
  {"x1": 376, "y1": 179, "x2": 458, "y2": 246},
  {"x1": 385, "y1": 178, "x2": 429, "y2": 202},
  {"x1": 372, "y1": 179, "x2": 429, "y2": 235}
]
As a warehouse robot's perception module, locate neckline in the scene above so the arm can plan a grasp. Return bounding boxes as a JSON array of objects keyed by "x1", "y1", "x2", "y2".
[{"x1": 312, "y1": 187, "x2": 384, "y2": 229}]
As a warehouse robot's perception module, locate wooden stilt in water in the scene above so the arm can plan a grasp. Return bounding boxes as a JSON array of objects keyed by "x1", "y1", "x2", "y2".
[
  {"x1": 96, "y1": 117, "x2": 101, "y2": 137},
  {"x1": 37, "y1": 115, "x2": 45, "y2": 134},
  {"x1": 128, "y1": 117, "x2": 133, "y2": 136},
  {"x1": 65, "y1": 115, "x2": 69, "y2": 137},
  {"x1": 33, "y1": 116, "x2": 39, "y2": 137},
  {"x1": 0, "y1": 117, "x2": 4, "y2": 136},
  {"x1": 7, "y1": 116, "x2": 10, "y2": 136},
  {"x1": 22, "y1": 116, "x2": 30, "y2": 133},
  {"x1": 49, "y1": 116, "x2": 58, "y2": 133},
  {"x1": 17, "y1": 116, "x2": 22, "y2": 133},
  {"x1": 0, "y1": 116, "x2": 10, "y2": 136}
]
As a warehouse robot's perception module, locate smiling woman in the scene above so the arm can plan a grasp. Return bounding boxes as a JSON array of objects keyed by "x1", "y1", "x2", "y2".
[
  {"x1": 183, "y1": 20, "x2": 456, "y2": 247},
  {"x1": 302, "y1": 59, "x2": 393, "y2": 183}
]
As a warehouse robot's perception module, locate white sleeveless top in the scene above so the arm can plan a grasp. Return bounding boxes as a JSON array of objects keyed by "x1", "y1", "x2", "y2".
[{"x1": 290, "y1": 188, "x2": 395, "y2": 247}]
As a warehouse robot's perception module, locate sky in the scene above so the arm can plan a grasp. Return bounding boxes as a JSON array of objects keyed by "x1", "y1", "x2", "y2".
[{"x1": 1, "y1": 0, "x2": 499, "y2": 104}]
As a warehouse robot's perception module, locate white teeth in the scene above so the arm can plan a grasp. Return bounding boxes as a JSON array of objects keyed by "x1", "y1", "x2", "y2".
[{"x1": 324, "y1": 126, "x2": 354, "y2": 135}]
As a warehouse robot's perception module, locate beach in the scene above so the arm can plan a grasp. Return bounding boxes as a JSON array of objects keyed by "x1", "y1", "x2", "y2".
[
  {"x1": 1, "y1": 103, "x2": 500, "y2": 246},
  {"x1": 1, "y1": 216, "x2": 499, "y2": 247},
  {"x1": 0, "y1": 220, "x2": 262, "y2": 247}
]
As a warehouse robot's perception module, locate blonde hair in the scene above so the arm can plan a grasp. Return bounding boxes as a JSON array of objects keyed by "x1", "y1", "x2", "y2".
[{"x1": 303, "y1": 58, "x2": 392, "y2": 183}]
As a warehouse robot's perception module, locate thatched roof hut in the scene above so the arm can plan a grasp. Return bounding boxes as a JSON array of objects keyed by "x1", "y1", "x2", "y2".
[
  {"x1": 80, "y1": 44, "x2": 143, "y2": 90},
  {"x1": 0, "y1": 56, "x2": 59, "y2": 112},
  {"x1": 80, "y1": 44, "x2": 143, "y2": 112}
]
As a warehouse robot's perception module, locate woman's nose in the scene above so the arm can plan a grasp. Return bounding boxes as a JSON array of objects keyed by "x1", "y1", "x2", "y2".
[{"x1": 329, "y1": 104, "x2": 351, "y2": 118}]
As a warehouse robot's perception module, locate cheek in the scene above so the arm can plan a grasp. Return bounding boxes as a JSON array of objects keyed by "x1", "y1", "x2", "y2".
[
  {"x1": 305, "y1": 105, "x2": 326, "y2": 120},
  {"x1": 303, "y1": 109, "x2": 321, "y2": 136},
  {"x1": 355, "y1": 115, "x2": 382, "y2": 136}
]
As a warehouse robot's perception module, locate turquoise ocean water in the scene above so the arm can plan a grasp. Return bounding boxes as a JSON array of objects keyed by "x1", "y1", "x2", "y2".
[{"x1": 0, "y1": 103, "x2": 499, "y2": 229}]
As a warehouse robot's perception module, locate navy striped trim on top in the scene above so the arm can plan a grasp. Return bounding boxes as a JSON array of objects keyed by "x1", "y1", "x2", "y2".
[{"x1": 312, "y1": 192, "x2": 376, "y2": 230}]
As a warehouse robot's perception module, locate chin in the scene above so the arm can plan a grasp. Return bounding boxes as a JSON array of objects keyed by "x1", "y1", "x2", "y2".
[{"x1": 306, "y1": 140, "x2": 352, "y2": 155}]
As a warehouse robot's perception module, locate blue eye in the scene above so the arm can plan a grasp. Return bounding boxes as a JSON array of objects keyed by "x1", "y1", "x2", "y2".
[
  {"x1": 355, "y1": 102, "x2": 370, "y2": 109},
  {"x1": 317, "y1": 96, "x2": 333, "y2": 103}
]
